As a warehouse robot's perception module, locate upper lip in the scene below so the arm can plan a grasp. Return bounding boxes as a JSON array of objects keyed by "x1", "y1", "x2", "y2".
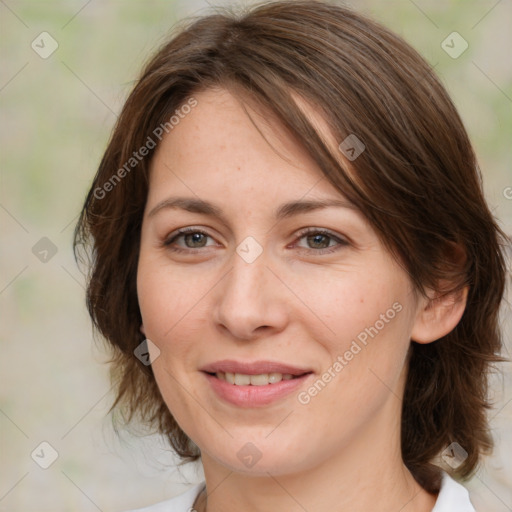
[{"x1": 200, "y1": 360, "x2": 313, "y2": 376}]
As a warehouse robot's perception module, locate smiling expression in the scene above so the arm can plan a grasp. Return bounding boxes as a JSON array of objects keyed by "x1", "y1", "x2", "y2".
[{"x1": 136, "y1": 87, "x2": 424, "y2": 476}]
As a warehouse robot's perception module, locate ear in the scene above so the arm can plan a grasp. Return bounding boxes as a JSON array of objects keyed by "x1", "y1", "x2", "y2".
[
  {"x1": 140, "y1": 323, "x2": 146, "y2": 336},
  {"x1": 411, "y1": 242, "x2": 469, "y2": 344},
  {"x1": 411, "y1": 286, "x2": 468, "y2": 343}
]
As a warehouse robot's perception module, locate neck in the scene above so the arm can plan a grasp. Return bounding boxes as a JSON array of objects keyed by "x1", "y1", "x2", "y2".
[{"x1": 198, "y1": 402, "x2": 437, "y2": 512}]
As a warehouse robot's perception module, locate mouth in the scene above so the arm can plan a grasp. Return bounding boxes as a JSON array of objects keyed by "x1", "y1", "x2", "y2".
[
  {"x1": 200, "y1": 362, "x2": 314, "y2": 407},
  {"x1": 203, "y1": 370, "x2": 312, "y2": 386},
  {"x1": 200, "y1": 359, "x2": 313, "y2": 378}
]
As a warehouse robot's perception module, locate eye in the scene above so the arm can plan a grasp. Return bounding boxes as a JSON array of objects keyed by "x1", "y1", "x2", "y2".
[
  {"x1": 163, "y1": 227, "x2": 217, "y2": 252},
  {"x1": 294, "y1": 228, "x2": 349, "y2": 254},
  {"x1": 162, "y1": 227, "x2": 349, "y2": 255}
]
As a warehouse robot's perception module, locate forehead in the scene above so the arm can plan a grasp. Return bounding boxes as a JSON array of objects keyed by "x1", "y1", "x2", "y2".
[{"x1": 148, "y1": 87, "x2": 350, "y2": 203}]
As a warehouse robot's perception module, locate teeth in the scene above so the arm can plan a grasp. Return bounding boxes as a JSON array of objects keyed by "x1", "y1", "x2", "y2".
[
  {"x1": 252, "y1": 373, "x2": 274, "y2": 386},
  {"x1": 234, "y1": 373, "x2": 251, "y2": 385},
  {"x1": 215, "y1": 372, "x2": 296, "y2": 385}
]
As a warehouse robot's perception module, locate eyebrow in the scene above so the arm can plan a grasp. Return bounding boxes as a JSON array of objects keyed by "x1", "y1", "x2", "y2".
[{"x1": 147, "y1": 196, "x2": 358, "y2": 221}]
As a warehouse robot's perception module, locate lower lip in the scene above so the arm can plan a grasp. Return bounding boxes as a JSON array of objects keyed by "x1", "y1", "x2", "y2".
[{"x1": 202, "y1": 372, "x2": 312, "y2": 407}]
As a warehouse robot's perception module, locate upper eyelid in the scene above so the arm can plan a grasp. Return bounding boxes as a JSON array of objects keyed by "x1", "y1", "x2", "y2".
[
  {"x1": 165, "y1": 226, "x2": 348, "y2": 248},
  {"x1": 166, "y1": 226, "x2": 343, "y2": 239},
  {"x1": 295, "y1": 227, "x2": 346, "y2": 239},
  {"x1": 164, "y1": 227, "x2": 215, "y2": 245}
]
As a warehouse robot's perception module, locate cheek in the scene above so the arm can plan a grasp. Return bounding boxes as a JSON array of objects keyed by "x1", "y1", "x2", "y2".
[
  {"x1": 297, "y1": 302, "x2": 412, "y2": 448},
  {"x1": 287, "y1": 262, "x2": 410, "y2": 349},
  {"x1": 136, "y1": 256, "x2": 215, "y2": 408},
  {"x1": 137, "y1": 259, "x2": 210, "y2": 433},
  {"x1": 137, "y1": 252, "x2": 203, "y2": 341},
  {"x1": 295, "y1": 265, "x2": 413, "y2": 399}
]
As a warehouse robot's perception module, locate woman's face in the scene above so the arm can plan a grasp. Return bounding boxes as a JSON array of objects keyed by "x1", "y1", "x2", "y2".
[{"x1": 137, "y1": 88, "x2": 423, "y2": 476}]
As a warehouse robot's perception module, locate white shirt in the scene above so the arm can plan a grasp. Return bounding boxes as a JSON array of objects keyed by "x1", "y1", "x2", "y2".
[{"x1": 125, "y1": 472, "x2": 475, "y2": 512}]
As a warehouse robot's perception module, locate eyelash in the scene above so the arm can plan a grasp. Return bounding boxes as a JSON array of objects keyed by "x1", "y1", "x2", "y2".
[{"x1": 162, "y1": 227, "x2": 349, "y2": 255}]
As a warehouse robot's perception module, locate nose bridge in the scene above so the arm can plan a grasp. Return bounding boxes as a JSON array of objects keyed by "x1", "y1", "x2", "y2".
[
  {"x1": 212, "y1": 243, "x2": 287, "y2": 339},
  {"x1": 230, "y1": 254, "x2": 267, "y2": 302}
]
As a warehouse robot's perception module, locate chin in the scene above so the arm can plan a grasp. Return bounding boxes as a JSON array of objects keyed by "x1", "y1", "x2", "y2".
[{"x1": 204, "y1": 438, "x2": 314, "y2": 477}]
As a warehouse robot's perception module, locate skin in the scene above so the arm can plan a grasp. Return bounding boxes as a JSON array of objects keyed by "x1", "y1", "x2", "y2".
[{"x1": 137, "y1": 87, "x2": 467, "y2": 512}]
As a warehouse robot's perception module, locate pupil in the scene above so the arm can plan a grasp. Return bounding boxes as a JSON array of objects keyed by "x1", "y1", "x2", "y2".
[
  {"x1": 186, "y1": 233, "x2": 206, "y2": 247},
  {"x1": 308, "y1": 234, "x2": 329, "y2": 249}
]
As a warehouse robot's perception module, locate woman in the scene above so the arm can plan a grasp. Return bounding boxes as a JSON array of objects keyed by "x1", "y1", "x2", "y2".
[{"x1": 74, "y1": 1, "x2": 508, "y2": 510}]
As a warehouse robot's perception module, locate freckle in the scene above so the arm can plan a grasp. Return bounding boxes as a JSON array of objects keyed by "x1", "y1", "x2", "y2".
[{"x1": 360, "y1": 298, "x2": 364, "y2": 303}]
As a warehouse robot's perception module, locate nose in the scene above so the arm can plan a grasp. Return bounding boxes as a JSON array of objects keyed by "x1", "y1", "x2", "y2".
[{"x1": 211, "y1": 248, "x2": 289, "y2": 341}]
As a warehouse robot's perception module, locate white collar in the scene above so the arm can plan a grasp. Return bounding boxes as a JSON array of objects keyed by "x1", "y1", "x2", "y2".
[{"x1": 432, "y1": 471, "x2": 475, "y2": 511}]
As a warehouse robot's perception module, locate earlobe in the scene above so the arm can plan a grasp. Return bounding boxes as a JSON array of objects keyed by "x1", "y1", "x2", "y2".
[
  {"x1": 411, "y1": 286, "x2": 468, "y2": 344},
  {"x1": 140, "y1": 323, "x2": 146, "y2": 336}
]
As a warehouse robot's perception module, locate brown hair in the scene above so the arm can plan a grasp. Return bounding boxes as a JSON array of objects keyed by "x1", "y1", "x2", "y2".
[{"x1": 74, "y1": 0, "x2": 508, "y2": 492}]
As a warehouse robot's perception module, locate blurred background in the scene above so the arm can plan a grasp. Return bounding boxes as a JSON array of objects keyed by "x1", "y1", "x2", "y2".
[{"x1": 1, "y1": 1, "x2": 511, "y2": 510}]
